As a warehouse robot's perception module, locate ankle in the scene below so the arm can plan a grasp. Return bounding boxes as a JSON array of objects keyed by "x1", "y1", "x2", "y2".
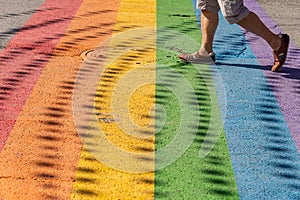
[
  {"x1": 199, "y1": 47, "x2": 213, "y2": 56},
  {"x1": 269, "y1": 35, "x2": 281, "y2": 50}
]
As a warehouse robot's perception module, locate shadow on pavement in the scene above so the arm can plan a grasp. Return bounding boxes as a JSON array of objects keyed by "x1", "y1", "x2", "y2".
[{"x1": 0, "y1": 6, "x2": 125, "y2": 199}]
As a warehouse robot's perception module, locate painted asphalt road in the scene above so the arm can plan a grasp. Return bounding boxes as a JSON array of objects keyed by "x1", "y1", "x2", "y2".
[
  {"x1": 197, "y1": 0, "x2": 300, "y2": 197},
  {"x1": 257, "y1": 0, "x2": 300, "y2": 48},
  {"x1": 0, "y1": 0, "x2": 45, "y2": 148},
  {"x1": 0, "y1": 0, "x2": 83, "y2": 151},
  {"x1": 0, "y1": 0, "x2": 86, "y2": 198},
  {"x1": 0, "y1": 0, "x2": 299, "y2": 199},
  {"x1": 0, "y1": 0, "x2": 45, "y2": 49}
]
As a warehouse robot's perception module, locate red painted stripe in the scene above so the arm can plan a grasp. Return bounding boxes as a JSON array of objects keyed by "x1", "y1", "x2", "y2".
[{"x1": 0, "y1": 0, "x2": 83, "y2": 151}]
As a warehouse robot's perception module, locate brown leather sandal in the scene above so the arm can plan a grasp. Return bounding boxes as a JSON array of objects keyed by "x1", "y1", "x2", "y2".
[{"x1": 272, "y1": 34, "x2": 290, "y2": 72}]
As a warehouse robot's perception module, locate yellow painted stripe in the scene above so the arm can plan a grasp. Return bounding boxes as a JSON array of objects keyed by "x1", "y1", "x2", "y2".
[{"x1": 71, "y1": 0, "x2": 156, "y2": 199}]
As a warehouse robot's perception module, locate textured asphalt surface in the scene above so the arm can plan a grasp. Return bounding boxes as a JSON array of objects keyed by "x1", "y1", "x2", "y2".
[
  {"x1": 0, "y1": 0, "x2": 299, "y2": 199},
  {"x1": 0, "y1": 0, "x2": 44, "y2": 49},
  {"x1": 1, "y1": 1, "x2": 296, "y2": 48},
  {"x1": 257, "y1": 0, "x2": 300, "y2": 48}
]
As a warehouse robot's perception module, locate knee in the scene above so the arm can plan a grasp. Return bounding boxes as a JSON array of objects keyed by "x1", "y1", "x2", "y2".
[{"x1": 221, "y1": 2, "x2": 250, "y2": 24}]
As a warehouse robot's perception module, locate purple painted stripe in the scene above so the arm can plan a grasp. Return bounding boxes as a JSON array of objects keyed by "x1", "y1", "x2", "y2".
[{"x1": 242, "y1": 0, "x2": 300, "y2": 151}]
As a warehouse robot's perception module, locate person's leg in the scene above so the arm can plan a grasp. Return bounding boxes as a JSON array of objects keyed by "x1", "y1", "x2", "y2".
[
  {"x1": 178, "y1": 0, "x2": 219, "y2": 63},
  {"x1": 237, "y1": 12, "x2": 280, "y2": 50},
  {"x1": 218, "y1": 0, "x2": 289, "y2": 71},
  {"x1": 200, "y1": 10, "x2": 219, "y2": 54}
]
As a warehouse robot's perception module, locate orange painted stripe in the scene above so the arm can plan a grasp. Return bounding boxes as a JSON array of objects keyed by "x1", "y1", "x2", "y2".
[{"x1": 0, "y1": 0, "x2": 120, "y2": 199}]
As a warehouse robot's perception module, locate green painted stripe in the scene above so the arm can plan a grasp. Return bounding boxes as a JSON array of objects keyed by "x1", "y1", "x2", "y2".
[{"x1": 155, "y1": 0, "x2": 239, "y2": 199}]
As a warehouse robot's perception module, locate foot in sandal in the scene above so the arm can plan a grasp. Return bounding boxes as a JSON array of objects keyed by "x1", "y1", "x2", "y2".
[
  {"x1": 178, "y1": 48, "x2": 216, "y2": 64},
  {"x1": 272, "y1": 33, "x2": 290, "y2": 72}
]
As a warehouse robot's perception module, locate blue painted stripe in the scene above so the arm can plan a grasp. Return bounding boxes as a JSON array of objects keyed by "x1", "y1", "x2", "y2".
[{"x1": 192, "y1": 1, "x2": 300, "y2": 199}]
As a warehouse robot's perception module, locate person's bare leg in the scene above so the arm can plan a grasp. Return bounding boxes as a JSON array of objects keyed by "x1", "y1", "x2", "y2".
[
  {"x1": 200, "y1": 10, "x2": 219, "y2": 54},
  {"x1": 238, "y1": 11, "x2": 290, "y2": 71},
  {"x1": 237, "y1": 11, "x2": 281, "y2": 50},
  {"x1": 178, "y1": 9, "x2": 219, "y2": 63}
]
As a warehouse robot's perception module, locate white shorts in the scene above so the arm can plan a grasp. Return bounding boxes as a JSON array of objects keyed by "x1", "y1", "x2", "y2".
[{"x1": 197, "y1": 0, "x2": 250, "y2": 24}]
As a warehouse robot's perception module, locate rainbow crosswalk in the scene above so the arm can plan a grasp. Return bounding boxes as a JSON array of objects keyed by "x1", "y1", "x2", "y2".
[{"x1": 0, "y1": 0, "x2": 299, "y2": 199}]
